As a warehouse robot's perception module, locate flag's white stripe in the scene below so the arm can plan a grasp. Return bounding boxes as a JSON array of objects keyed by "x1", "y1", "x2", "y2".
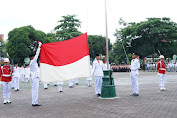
[{"x1": 40, "y1": 55, "x2": 91, "y2": 82}]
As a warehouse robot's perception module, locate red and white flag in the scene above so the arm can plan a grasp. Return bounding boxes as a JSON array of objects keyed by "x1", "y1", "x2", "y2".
[{"x1": 40, "y1": 33, "x2": 91, "y2": 82}]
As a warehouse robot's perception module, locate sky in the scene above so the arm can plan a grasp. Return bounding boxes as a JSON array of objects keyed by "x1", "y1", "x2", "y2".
[{"x1": 0, "y1": 0, "x2": 177, "y2": 43}]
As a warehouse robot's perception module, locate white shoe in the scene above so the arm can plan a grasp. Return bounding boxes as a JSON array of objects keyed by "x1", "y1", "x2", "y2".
[
  {"x1": 163, "y1": 88, "x2": 167, "y2": 91},
  {"x1": 3, "y1": 99, "x2": 7, "y2": 104},
  {"x1": 6, "y1": 99, "x2": 11, "y2": 104}
]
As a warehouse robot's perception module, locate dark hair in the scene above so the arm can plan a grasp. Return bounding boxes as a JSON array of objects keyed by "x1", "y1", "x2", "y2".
[
  {"x1": 132, "y1": 53, "x2": 138, "y2": 55},
  {"x1": 29, "y1": 53, "x2": 35, "y2": 58},
  {"x1": 96, "y1": 54, "x2": 100, "y2": 57}
]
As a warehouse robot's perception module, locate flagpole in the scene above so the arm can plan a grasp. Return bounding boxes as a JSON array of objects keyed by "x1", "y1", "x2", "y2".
[{"x1": 105, "y1": 0, "x2": 109, "y2": 69}]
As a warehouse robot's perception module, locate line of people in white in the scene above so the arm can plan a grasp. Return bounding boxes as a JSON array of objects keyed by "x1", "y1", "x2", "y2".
[{"x1": 147, "y1": 62, "x2": 177, "y2": 72}]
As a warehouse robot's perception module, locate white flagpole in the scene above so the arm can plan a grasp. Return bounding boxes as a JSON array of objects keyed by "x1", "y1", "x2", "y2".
[{"x1": 105, "y1": 0, "x2": 109, "y2": 69}]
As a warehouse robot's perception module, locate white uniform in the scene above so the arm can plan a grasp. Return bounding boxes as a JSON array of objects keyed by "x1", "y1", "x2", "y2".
[
  {"x1": 20, "y1": 67, "x2": 25, "y2": 82},
  {"x1": 58, "y1": 81, "x2": 64, "y2": 92},
  {"x1": 12, "y1": 66, "x2": 20, "y2": 91},
  {"x1": 91, "y1": 59, "x2": 103, "y2": 95},
  {"x1": 86, "y1": 65, "x2": 92, "y2": 87},
  {"x1": 75, "y1": 78, "x2": 79, "y2": 85},
  {"x1": 30, "y1": 47, "x2": 40, "y2": 105},
  {"x1": 43, "y1": 82, "x2": 49, "y2": 89},
  {"x1": 69, "y1": 79, "x2": 74, "y2": 87},
  {"x1": 25, "y1": 67, "x2": 30, "y2": 83},
  {"x1": 130, "y1": 58, "x2": 140, "y2": 94},
  {"x1": 175, "y1": 63, "x2": 177, "y2": 72}
]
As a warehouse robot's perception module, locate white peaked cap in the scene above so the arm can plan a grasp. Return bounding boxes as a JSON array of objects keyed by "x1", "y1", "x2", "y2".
[
  {"x1": 4, "y1": 58, "x2": 10, "y2": 62},
  {"x1": 159, "y1": 55, "x2": 164, "y2": 59}
]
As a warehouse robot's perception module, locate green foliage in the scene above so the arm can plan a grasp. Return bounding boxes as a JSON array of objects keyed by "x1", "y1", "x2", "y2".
[
  {"x1": 114, "y1": 17, "x2": 177, "y2": 63},
  {"x1": 6, "y1": 26, "x2": 56, "y2": 65},
  {"x1": 54, "y1": 15, "x2": 82, "y2": 40},
  {"x1": 88, "y1": 35, "x2": 112, "y2": 60}
]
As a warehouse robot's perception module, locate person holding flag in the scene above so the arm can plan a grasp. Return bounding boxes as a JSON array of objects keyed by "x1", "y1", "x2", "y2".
[
  {"x1": 91, "y1": 54, "x2": 104, "y2": 97},
  {"x1": 157, "y1": 55, "x2": 166, "y2": 91},
  {"x1": 130, "y1": 53, "x2": 140, "y2": 96},
  {"x1": 29, "y1": 41, "x2": 42, "y2": 106}
]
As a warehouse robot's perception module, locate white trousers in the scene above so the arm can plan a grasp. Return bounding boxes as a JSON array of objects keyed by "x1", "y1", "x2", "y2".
[
  {"x1": 2, "y1": 82, "x2": 11, "y2": 99},
  {"x1": 95, "y1": 76, "x2": 102, "y2": 94},
  {"x1": 11, "y1": 77, "x2": 15, "y2": 88},
  {"x1": 87, "y1": 80, "x2": 92, "y2": 86},
  {"x1": 25, "y1": 78, "x2": 29, "y2": 83},
  {"x1": 159, "y1": 74, "x2": 166, "y2": 88},
  {"x1": 130, "y1": 72, "x2": 139, "y2": 94},
  {"x1": 75, "y1": 78, "x2": 78, "y2": 84},
  {"x1": 31, "y1": 78, "x2": 39, "y2": 104},
  {"x1": 21, "y1": 74, "x2": 25, "y2": 82},
  {"x1": 14, "y1": 77, "x2": 20, "y2": 90},
  {"x1": 69, "y1": 80, "x2": 74, "y2": 87},
  {"x1": 43, "y1": 82, "x2": 48, "y2": 88},
  {"x1": 58, "y1": 84, "x2": 63, "y2": 91}
]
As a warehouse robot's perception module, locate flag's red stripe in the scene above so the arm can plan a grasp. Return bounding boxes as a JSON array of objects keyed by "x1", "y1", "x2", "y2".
[{"x1": 40, "y1": 33, "x2": 89, "y2": 66}]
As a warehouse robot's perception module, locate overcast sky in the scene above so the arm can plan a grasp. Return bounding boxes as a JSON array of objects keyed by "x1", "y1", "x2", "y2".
[{"x1": 0, "y1": 0, "x2": 177, "y2": 43}]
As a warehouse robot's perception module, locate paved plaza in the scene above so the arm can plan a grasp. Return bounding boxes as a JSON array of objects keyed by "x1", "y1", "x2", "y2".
[{"x1": 0, "y1": 71, "x2": 177, "y2": 118}]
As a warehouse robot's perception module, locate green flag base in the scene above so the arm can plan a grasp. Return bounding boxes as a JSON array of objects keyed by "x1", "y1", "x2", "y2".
[{"x1": 101, "y1": 70, "x2": 117, "y2": 98}]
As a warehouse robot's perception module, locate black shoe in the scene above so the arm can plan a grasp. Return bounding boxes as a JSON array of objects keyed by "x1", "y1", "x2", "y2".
[
  {"x1": 54, "y1": 85, "x2": 57, "y2": 86},
  {"x1": 98, "y1": 94, "x2": 101, "y2": 96},
  {"x1": 75, "y1": 83, "x2": 79, "y2": 85},
  {"x1": 32, "y1": 104, "x2": 42, "y2": 106},
  {"x1": 88, "y1": 85, "x2": 92, "y2": 87},
  {"x1": 15, "y1": 89, "x2": 19, "y2": 91},
  {"x1": 131, "y1": 93, "x2": 139, "y2": 96},
  {"x1": 44, "y1": 88, "x2": 48, "y2": 89},
  {"x1": 96, "y1": 94, "x2": 100, "y2": 97},
  {"x1": 69, "y1": 86, "x2": 73, "y2": 88},
  {"x1": 60, "y1": 91, "x2": 63, "y2": 92}
]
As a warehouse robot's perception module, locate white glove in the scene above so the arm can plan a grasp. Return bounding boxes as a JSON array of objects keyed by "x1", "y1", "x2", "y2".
[{"x1": 38, "y1": 41, "x2": 42, "y2": 47}]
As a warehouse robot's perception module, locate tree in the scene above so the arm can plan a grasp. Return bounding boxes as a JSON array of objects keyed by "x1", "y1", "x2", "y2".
[
  {"x1": 88, "y1": 35, "x2": 112, "y2": 60},
  {"x1": 54, "y1": 15, "x2": 82, "y2": 40},
  {"x1": 114, "y1": 17, "x2": 177, "y2": 60},
  {"x1": 6, "y1": 26, "x2": 55, "y2": 65}
]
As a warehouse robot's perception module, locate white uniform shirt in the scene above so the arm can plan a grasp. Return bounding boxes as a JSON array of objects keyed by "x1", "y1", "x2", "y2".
[
  {"x1": 13, "y1": 66, "x2": 20, "y2": 78},
  {"x1": 175, "y1": 63, "x2": 177, "y2": 68},
  {"x1": 130, "y1": 58, "x2": 140, "y2": 75},
  {"x1": 20, "y1": 67, "x2": 25, "y2": 75},
  {"x1": 30, "y1": 47, "x2": 40, "y2": 78},
  {"x1": 30, "y1": 47, "x2": 40, "y2": 73},
  {"x1": 91, "y1": 59, "x2": 104, "y2": 77},
  {"x1": 25, "y1": 67, "x2": 31, "y2": 78}
]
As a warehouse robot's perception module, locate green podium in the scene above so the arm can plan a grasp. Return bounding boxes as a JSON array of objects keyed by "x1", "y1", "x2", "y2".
[{"x1": 101, "y1": 70, "x2": 117, "y2": 98}]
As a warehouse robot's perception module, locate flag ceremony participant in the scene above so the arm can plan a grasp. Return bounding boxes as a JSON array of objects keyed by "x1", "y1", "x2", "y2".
[
  {"x1": 53, "y1": 82, "x2": 58, "y2": 86},
  {"x1": 29, "y1": 41, "x2": 42, "y2": 107},
  {"x1": 86, "y1": 64, "x2": 93, "y2": 87},
  {"x1": 69, "y1": 79, "x2": 74, "y2": 88},
  {"x1": 25, "y1": 65, "x2": 30, "y2": 83},
  {"x1": 20, "y1": 65, "x2": 25, "y2": 82},
  {"x1": 58, "y1": 81, "x2": 64, "y2": 92},
  {"x1": 130, "y1": 53, "x2": 140, "y2": 96},
  {"x1": 0, "y1": 58, "x2": 12, "y2": 104},
  {"x1": 91, "y1": 54, "x2": 104, "y2": 97},
  {"x1": 157, "y1": 55, "x2": 166, "y2": 91},
  {"x1": 13, "y1": 63, "x2": 20, "y2": 91},
  {"x1": 11, "y1": 65, "x2": 15, "y2": 89},
  {"x1": 75, "y1": 78, "x2": 79, "y2": 85},
  {"x1": 43, "y1": 82, "x2": 49, "y2": 89}
]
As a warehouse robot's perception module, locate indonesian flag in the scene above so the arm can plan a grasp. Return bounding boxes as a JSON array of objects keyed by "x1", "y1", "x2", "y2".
[{"x1": 40, "y1": 33, "x2": 91, "y2": 82}]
